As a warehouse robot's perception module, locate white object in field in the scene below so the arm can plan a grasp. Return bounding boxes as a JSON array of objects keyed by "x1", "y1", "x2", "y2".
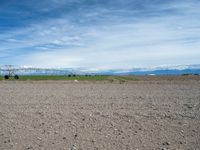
[{"x1": 74, "y1": 80, "x2": 78, "y2": 82}]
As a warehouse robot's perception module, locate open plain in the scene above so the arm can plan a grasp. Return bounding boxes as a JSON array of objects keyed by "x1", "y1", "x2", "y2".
[{"x1": 0, "y1": 76, "x2": 200, "y2": 150}]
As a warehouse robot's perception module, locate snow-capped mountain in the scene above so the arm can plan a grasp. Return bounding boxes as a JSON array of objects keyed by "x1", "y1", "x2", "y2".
[
  {"x1": 87, "y1": 64, "x2": 200, "y2": 75},
  {"x1": 0, "y1": 64, "x2": 200, "y2": 75}
]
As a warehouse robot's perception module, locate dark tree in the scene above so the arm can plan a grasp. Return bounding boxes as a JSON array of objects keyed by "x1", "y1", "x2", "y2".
[{"x1": 4, "y1": 75, "x2": 9, "y2": 79}]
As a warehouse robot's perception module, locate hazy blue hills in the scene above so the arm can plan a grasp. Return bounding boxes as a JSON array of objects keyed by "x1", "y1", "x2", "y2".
[
  {"x1": 0, "y1": 64, "x2": 200, "y2": 75},
  {"x1": 115, "y1": 69, "x2": 200, "y2": 75}
]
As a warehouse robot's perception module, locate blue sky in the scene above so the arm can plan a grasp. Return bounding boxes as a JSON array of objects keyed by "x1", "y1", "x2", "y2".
[{"x1": 0, "y1": 0, "x2": 200, "y2": 69}]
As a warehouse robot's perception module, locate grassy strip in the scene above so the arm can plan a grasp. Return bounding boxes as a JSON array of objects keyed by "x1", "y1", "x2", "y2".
[
  {"x1": 0, "y1": 75, "x2": 139, "y2": 81},
  {"x1": 0, "y1": 75, "x2": 111, "y2": 81}
]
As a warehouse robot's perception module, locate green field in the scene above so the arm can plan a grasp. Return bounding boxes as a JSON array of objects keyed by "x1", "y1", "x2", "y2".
[{"x1": 0, "y1": 75, "x2": 138, "y2": 82}]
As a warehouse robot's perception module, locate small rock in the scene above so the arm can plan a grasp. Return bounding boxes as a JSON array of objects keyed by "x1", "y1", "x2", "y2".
[
  {"x1": 71, "y1": 145, "x2": 76, "y2": 150},
  {"x1": 37, "y1": 137, "x2": 42, "y2": 140},
  {"x1": 27, "y1": 146, "x2": 33, "y2": 149},
  {"x1": 162, "y1": 142, "x2": 170, "y2": 146},
  {"x1": 181, "y1": 130, "x2": 184, "y2": 133}
]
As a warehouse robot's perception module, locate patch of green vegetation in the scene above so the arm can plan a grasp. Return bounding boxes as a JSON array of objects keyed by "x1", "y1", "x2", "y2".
[
  {"x1": 0, "y1": 76, "x2": 3, "y2": 80},
  {"x1": 0, "y1": 75, "x2": 139, "y2": 82},
  {"x1": 16, "y1": 75, "x2": 111, "y2": 81}
]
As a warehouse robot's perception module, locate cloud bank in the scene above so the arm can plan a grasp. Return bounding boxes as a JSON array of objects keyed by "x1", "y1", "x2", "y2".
[{"x1": 0, "y1": 0, "x2": 200, "y2": 69}]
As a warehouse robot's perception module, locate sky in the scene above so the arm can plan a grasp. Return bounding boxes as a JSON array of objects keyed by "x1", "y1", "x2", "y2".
[{"x1": 0, "y1": 0, "x2": 200, "y2": 69}]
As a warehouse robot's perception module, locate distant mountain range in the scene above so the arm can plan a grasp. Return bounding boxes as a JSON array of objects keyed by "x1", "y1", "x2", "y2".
[
  {"x1": 96, "y1": 64, "x2": 200, "y2": 75},
  {"x1": 0, "y1": 64, "x2": 200, "y2": 75}
]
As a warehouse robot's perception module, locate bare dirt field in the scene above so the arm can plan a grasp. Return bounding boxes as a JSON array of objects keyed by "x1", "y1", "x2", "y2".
[{"x1": 0, "y1": 76, "x2": 200, "y2": 150}]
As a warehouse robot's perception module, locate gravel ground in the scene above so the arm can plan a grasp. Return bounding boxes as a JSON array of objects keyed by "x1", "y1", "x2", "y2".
[{"x1": 0, "y1": 79, "x2": 200, "y2": 150}]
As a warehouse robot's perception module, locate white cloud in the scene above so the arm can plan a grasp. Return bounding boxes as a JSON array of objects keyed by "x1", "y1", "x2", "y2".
[{"x1": 0, "y1": 0, "x2": 200, "y2": 69}]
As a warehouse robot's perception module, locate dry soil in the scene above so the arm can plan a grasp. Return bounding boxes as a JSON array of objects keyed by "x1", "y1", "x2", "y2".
[{"x1": 0, "y1": 77, "x2": 200, "y2": 150}]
